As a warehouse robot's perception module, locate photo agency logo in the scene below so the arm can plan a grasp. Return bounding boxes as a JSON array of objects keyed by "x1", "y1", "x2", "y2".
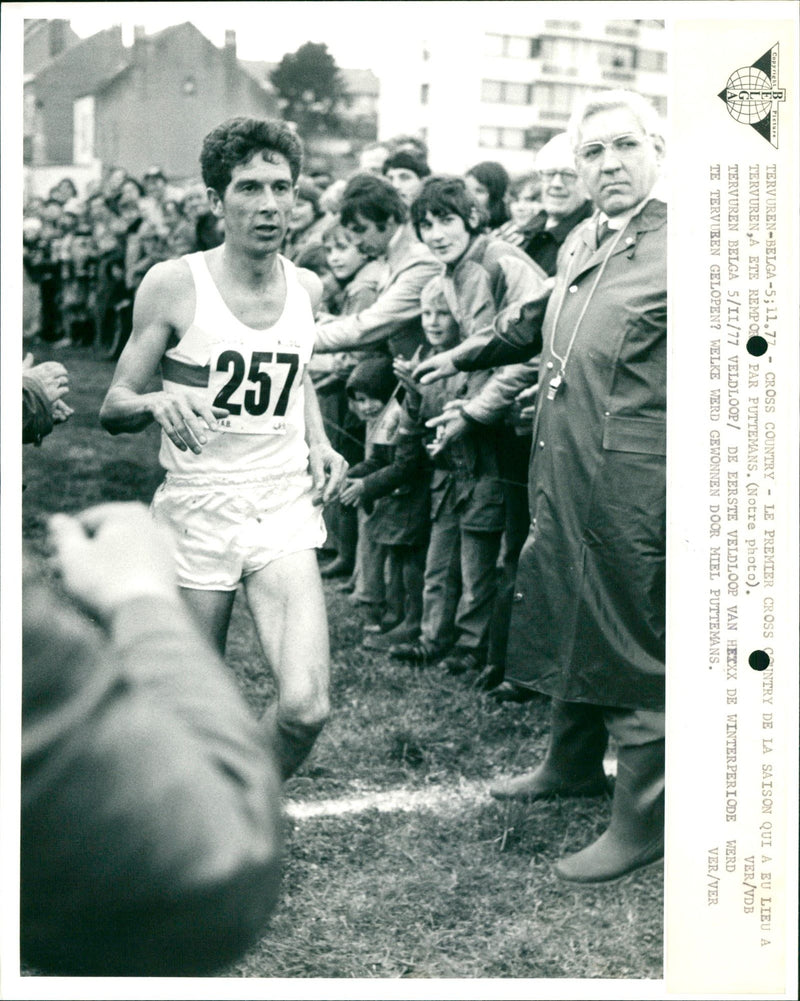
[{"x1": 718, "y1": 43, "x2": 786, "y2": 148}]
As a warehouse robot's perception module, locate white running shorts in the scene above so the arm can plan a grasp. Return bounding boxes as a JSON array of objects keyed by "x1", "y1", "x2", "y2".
[{"x1": 151, "y1": 470, "x2": 327, "y2": 591}]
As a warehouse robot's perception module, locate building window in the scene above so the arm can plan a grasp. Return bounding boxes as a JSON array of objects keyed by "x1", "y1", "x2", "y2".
[
  {"x1": 481, "y1": 80, "x2": 533, "y2": 105},
  {"x1": 535, "y1": 82, "x2": 592, "y2": 119},
  {"x1": 483, "y1": 32, "x2": 536, "y2": 59},
  {"x1": 420, "y1": 83, "x2": 429, "y2": 105},
  {"x1": 481, "y1": 80, "x2": 503, "y2": 103},
  {"x1": 597, "y1": 45, "x2": 635, "y2": 69},
  {"x1": 505, "y1": 81, "x2": 531, "y2": 104},
  {"x1": 479, "y1": 126, "x2": 526, "y2": 150},
  {"x1": 606, "y1": 21, "x2": 639, "y2": 38},
  {"x1": 636, "y1": 49, "x2": 667, "y2": 72}
]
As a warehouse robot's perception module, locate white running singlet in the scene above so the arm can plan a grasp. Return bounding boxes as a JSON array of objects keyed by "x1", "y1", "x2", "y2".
[{"x1": 158, "y1": 251, "x2": 315, "y2": 478}]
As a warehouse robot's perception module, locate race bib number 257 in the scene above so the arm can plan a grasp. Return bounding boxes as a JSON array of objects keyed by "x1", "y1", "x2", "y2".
[{"x1": 209, "y1": 348, "x2": 300, "y2": 435}]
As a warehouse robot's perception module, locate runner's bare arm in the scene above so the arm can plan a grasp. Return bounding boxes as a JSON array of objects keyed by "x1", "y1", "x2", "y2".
[
  {"x1": 304, "y1": 371, "x2": 348, "y2": 505},
  {"x1": 296, "y1": 267, "x2": 324, "y2": 314},
  {"x1": 99, "y1": 261, "x2": 226, "y2": 453}
]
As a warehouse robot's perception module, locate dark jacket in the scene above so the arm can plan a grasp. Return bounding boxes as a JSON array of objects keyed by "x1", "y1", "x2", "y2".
[
  {"x1": 505, "y1": 198, "x2": 668, "y2": 710},
  {"x1": 520, "y1": 201, "x2": 594, "y2": 277},
  {"x1": 21, "y1": 558, "x2": 283, "y2": 976}
]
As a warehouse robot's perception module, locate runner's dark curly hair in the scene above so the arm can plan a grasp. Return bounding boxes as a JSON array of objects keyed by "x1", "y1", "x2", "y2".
[{"x1": 200, "y1": 118, "x2": 303, "y2": 195}]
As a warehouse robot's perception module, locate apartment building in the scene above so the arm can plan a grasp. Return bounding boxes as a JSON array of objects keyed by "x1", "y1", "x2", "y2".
[{"x1": 377, "y1": 11, "x2": 667, "y2": 174}]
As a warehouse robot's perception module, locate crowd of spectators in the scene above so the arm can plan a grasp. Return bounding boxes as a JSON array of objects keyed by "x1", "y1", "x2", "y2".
[
  {"x1": 21, "y1": 91, "x2": 669, "y2": 974},
  {"x1": 22, "y1": 139, "x2": 544, "y2": 359},
  {"x1": 21, "y1": 131, "x2": 582, "y2": 708},
  {"x1": 22, "y1": 164, "x2": 225, "y2": 354}
]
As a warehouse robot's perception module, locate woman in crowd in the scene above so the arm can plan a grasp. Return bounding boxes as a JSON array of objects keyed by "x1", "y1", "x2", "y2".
[{"x1": 464, "y1": 160, "x2": 511, "y2": 234}]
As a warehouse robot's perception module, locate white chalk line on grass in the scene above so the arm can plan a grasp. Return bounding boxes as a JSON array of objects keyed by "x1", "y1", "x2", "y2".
[
  {"x1": 285, "y1": 760, "x2": 617, "y2": 821},
  {"x1": 285, "y1": 778, "x2": 492, "y2": 820}
]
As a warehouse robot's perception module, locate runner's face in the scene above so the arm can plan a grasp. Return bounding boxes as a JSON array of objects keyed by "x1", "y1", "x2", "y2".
[
  {"x1": 574, "y1": 107, "x2": 663, "y2": 216},
  {"x1": 213, "y1": 151, "x2": 296, "y2": 255}
]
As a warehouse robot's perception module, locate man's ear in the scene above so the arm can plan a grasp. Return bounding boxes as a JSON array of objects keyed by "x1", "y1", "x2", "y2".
[{"x1": 207, "y1": 187, "x2": 224, "y2": 219}]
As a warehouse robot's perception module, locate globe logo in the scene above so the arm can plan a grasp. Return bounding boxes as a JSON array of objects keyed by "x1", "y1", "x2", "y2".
[
  {"x1": 718, "y1": 44, "x2": 785, "y2": 148},
  {"x1": 723, "y1": 67, "x2": 774, "y2": 123}
]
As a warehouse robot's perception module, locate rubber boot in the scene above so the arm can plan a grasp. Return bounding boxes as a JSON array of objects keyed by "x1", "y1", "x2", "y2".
[
  {"x1": 553, "y1": 737, "x2": 664, "y2": 884},
  {"x1": 490, "y1": 699, "x2": 610, "y2": 802}
]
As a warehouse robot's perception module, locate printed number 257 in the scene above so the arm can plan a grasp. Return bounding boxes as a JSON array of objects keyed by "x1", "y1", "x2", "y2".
[{"x1": 213, "y1": 350, "x2": 299, "y2": 416}]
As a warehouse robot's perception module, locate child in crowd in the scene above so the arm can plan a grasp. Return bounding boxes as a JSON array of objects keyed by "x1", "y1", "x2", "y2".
[
  {"x1": 338, "y1": 281, "x2": 456, "y2": 647},
  {"x1": 380, "y1": 276, "x2": 503, "y2": 673},
  {"x1": 339, "y1": 357, "x2": 405, "y2": 635},
  {"x1": 388, "y1": 178, "x2": 548, "y2": 676},
  {"x1": 508, "y1": 173, "x2": 542, "y2": 233},
  {"x1": 308, "y1": 220, "x2": 385, "y2": 580}
]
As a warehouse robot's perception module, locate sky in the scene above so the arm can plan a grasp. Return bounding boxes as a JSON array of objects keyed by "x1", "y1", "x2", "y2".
[{"x1": 15, "y1": 0, "x2": 449, "y2": 70}]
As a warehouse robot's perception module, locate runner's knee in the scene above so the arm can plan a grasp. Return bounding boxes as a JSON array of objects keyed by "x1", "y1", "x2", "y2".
[{"x1": 280, "y1": 687, "x2": 330, "y2": 732}]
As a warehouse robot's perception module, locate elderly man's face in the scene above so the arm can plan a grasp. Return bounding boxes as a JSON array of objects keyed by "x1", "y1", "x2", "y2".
[
  {"x1": 574, "y1": 106, "x2": 663, "y2": 216},
  {"x1": 535, "y1": 149, "x2": 587, "y2": 222}
]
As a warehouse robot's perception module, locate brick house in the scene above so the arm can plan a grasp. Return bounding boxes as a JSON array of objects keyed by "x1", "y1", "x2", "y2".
[{"x1": 26, "y1": 21, "x2": 279, "y2": 181}]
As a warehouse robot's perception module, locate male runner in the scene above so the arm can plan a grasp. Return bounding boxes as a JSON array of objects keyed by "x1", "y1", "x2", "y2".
[{"x1": 100, "y1": 117, "x2": 347, "y2": 779}]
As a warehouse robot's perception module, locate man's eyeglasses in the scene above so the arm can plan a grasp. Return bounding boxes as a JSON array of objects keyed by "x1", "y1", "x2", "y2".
[
  {"x1": 575, "y1": 133, "x2": 648, "y2": 164},
  {"x1": 539, "y1": 169, "x2": 578, "y2": 183}
]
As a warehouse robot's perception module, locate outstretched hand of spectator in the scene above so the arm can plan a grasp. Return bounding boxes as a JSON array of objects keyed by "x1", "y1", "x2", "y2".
[
  {"x1": 412, "y1": 348, "x2": 458, "y2": 386},
  {"x1": 23, "y1": 354, "x2": 70, "y2": 405},
  {"x1": 513, "y1": 382, "x2": 539, "y2": 423},
  {"x1": 339, "y1": 477, "x2": 365, "y2": 507},
  {"x1": 48, "y1": 502, "x2": 178, "y2": 619},
  {"x1": 425, "y1": 400, "x2": 468, "y2": 457},
  {"x1": 51, "y1": 399, "x2": 75, "y2": 423},
  {"x1": 392, "y1": 355, "x2": 419, "y2": 394}
]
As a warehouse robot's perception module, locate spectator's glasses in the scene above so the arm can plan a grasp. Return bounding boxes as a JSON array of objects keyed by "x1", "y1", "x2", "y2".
[
  {"x1": 539, "y1": 169, "x2": 578, "y2": 183},
  {"x1": 574, "y1": 133, "x2": 649, "y2": 164}
]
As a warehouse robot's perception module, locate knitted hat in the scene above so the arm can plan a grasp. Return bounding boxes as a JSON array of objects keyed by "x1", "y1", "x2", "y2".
[
  {"x1": 382, "y1": 150, "x2": 431, "y2": 180},
  {"x1": 345, "y1": 355, "x2": 397, "y2": 403}
]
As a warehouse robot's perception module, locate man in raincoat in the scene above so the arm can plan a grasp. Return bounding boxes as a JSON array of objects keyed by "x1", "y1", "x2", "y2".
[{"x1": 418, "y1": 90, "x2": 667, "y2": 884}]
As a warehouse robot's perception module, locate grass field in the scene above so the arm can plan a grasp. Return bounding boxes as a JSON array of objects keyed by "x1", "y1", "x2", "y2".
[{"x1": 22, "y1": 343, "x2": 664, "y2": 983}]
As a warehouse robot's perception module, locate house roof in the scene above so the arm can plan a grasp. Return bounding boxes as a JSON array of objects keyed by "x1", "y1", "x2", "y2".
[{"x1": 35, "y1": 21, "x2": 272, "y2": 98}]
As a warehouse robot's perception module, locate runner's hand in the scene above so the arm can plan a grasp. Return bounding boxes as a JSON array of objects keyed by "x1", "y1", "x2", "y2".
[
  {"x1": 146, "y1": 387, "x2": 228, "y2": 454},
  {"x1": 309, "y1": 442, "x2": 348, "y2": 506}
]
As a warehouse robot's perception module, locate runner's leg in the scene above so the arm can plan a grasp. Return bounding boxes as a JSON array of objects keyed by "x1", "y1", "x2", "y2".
[
  {"x1": 180, "y1": 587, "x2": 236, "y2": 656},
  {"x1": 244, "y1": 549, "x2": 330, "y2": 778}
]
